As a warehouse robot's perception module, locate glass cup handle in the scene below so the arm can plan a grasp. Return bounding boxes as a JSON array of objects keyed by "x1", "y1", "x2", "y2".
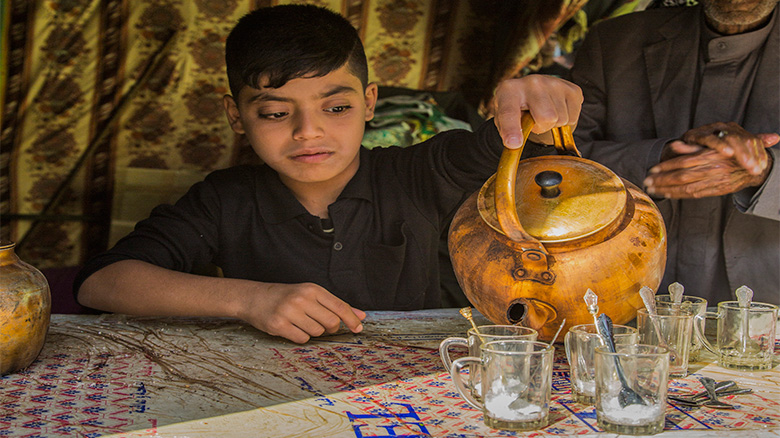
[
  {"x1": 439, "y1": 337, "x2": 468, "y2": 375},
  {"x1": 450, "y1": 357, "x2": 483, "y2": 411},
  {"x1": 693, "y1": 312, "x2": 719, "y2": 355},
  {"x1": 563, "y1": 331, "x2": 574, "y2": 365}
]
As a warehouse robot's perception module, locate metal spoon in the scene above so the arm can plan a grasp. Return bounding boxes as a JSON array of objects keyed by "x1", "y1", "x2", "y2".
[
  {"x1": 549, "y1": 318, "x2": 566, "y2": 346},
  {"x1": 508, "y1": 319, "x2": 566, "y2": 410},
  {"x1": 669, "y1": 282, "x2": 684, "y2": 315},
  {"x1": 668, "y1": 380, "x2": 736, "y2": 403},
  {"x1": 584, "y1": 289, "x2": 599, "y2": 327},
  {"x1": 669, "y1": 386, "x2": 753, "y2": 406},
  {"x1": 639, "y1": 286, "x2": 679, "y2": 363},
  {"x1": 459, "y1": 307, "x2": 485, "y2": 343},
  {"x1": 669, "y1": 282, "x2": 685, "y2": 305},
  {"x1": 736, "y1": 286, "x2": 753, "y2": 354},
  {"x1": 699, "y1": 377, "x2": 735, "y2": 409},
  {"x1": 597, "y1": 313, "x2": 646, "y2": 407}
]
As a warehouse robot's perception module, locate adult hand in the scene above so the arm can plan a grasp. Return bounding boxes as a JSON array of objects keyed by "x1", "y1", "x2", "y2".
[
  {"x1": 644, "y1": 138, "x2": 775, "y2": 198},
  {"x1": 492, "y1": 75, "x2": 582, "y2": 148},
  {"x1": 678, "y1": 122, "x2": 775, "y2": 175},
  {"x1": 241, "y1": 282, "x2": 366, "y2": 344}
]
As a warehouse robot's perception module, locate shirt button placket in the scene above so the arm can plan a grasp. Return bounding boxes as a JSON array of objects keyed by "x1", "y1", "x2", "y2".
[{"x1": 333, "y1": 242, "x2": 343, "y2": 251}]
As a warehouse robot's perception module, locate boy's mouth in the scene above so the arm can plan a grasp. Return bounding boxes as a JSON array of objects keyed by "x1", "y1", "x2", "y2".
[{"x1": 290, "y1": 150, "x2": 333, "y2": 163}]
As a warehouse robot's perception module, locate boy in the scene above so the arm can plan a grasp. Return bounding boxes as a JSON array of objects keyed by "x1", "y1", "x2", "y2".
[{"x1": 75, "y1": 4, "x2": 582, "y2": 344}]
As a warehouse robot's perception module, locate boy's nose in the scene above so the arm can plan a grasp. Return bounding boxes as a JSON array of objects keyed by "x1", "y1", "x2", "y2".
[{"x1": 292, "y1": 112, "x2": 324, "y2": 140}]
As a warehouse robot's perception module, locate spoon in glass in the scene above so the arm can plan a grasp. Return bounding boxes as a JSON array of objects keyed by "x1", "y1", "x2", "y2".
[
  {"x1": 669, "y1": 282, "x2": 684, "y2": 315},
  {"x1": 639, "y1": 286, "x2": 679, "y2": 363},
  {"x1": 597, "y1": 313, "x2": 646, "y2": 408},
  {"x1": 736, "y1": 286, "x2": 753, "y2": 355},
  {"x1": 507, "y1": 319, "x2": 565, "y2": 410},
  {"x1": 584, "y1": 288, "x2": 599, "y2": 327},
  {"x1": 459, "y1": 307, "x2": 485, "y2": 343}
]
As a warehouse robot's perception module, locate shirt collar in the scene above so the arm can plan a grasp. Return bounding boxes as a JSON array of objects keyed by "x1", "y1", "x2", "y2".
[
  {"x1": 254, "y1": 165, "x2": 308, "y2": 224},
  {"x1": 255, "y1": 148, "x2": 373, "y2": 224},
  {"x1": 701, "y1": 8, "x2": 776, "y2": 63},
  {"x1": 338, "y1": 148, "x2": 373, "y2": 202}
]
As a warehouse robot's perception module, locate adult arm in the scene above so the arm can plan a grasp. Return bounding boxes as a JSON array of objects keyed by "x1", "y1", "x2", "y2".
[
  {"x1": 644, "y1": 126, "x2": 778, "y2": 200},
  {"x1": 571, "y1": 19, "x2": 779, "y2": 222}
]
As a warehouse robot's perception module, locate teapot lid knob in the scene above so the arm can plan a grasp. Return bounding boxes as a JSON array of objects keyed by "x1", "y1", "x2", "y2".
[{"x1": 535, "y1": 171, "x2": 562, "y2": 198}]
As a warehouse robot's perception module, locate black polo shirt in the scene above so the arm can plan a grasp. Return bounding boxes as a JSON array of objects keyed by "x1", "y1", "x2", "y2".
[{"x1": 74, "y1": 120, "x2": 551, "y2": 310}]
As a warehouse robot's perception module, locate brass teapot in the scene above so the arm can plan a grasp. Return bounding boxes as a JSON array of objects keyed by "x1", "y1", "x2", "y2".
[{"x1": 448, "y1": 114, "x2": 667, "y2": 340}]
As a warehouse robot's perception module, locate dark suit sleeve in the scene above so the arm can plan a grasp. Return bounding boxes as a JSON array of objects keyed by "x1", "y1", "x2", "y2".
[{"x1": 569, "y1": 20, "x2": 672, "y2": 188}]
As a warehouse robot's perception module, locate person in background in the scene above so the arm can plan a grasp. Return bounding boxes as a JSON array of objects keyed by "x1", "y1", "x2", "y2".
[
  {"x1": 74, "y1": 4, "x2": 583, "y2": 343},
  {"x1": 570, "y1": 0, "x2": 779, "y2": 305}
]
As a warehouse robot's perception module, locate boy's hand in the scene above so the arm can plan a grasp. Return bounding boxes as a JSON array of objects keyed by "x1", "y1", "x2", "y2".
[
  {"x1": 492, "y1": 75, "x2": 582, "y2": 148},
  {"x1": 243, "y1": 282, "x2": 366, "y2": 344}
]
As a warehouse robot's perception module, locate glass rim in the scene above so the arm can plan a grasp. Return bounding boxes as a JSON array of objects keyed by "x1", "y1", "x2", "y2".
[
  {"x1": 654, "y1": 294, "x2": 708, "y2": 303},
  {"x1": 568, "y1": 323, "x2": 637, "y2": 335},
  {"x1": 480, "y1": 339, "x2": 553, "y2": 354},
  {"x1": 594, "y1": 344, "x2": 669, "y2": 357},
  {"x1": 719, "y1": 301, "x2": 778, "y2": 311},
  {"x1": 468, "y1": 325, "x2": 538, "y2": 336},
  {"x1": 636, "y1": 307, "x2": 694, "y2": 318}
]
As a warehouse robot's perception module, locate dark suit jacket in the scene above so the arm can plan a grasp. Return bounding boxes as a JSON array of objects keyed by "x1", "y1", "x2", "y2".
[{"x1": 570, "y1": 5, "x2": 779, "y2": 304}]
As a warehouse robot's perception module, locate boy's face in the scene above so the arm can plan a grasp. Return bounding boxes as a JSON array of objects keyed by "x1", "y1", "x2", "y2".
[{"x1": 223, "y1": 65, "x2": 377, "y2": 189}]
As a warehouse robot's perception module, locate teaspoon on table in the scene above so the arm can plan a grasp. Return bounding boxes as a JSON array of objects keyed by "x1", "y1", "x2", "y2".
[
  {"x1": 668, "y1": 380, "x2": 735, "y2": 403},
  {"x1": 668, "y1": 386, "x2": 753, "y2": 406},
  {"x1": 699, "y1": 377, "x2": 735, "y2": 409}
]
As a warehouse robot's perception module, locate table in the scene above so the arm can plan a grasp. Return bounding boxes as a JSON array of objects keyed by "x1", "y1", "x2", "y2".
[{"x1": 1, "y1": 309, "x2": 778, "y2": 437}]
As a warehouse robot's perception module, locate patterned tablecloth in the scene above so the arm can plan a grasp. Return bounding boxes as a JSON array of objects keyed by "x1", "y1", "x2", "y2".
[{"x1": 0, "y1": 310, "x2": 778, "y2": 437}]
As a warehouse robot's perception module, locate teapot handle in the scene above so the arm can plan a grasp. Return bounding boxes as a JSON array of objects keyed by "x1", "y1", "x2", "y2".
[{"x1": 495, "y1": 113, "x2": 579, "y2": 249}]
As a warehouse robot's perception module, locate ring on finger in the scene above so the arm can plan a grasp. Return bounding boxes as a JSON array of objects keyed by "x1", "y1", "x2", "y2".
[{"x1": 715, "y1": 130, "x2": 728, "y2": 139}]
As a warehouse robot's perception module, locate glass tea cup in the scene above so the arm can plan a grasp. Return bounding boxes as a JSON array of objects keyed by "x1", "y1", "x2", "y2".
[
  {"x1": 564, "y1": 324, "x2": 638, "y2": 404},
  {"x1": 595, "y1": 344, "x2": 669, "y2": 436},
  {"x1": 439, "y1": 325, "x2": 537, "y2": 400},
  {"x1": 450, "y1": 340, "x2": 554, "y2": 431},
  {"x1": 694, "y1": 300, "x2": 778, "y2": 370},
  {"x1": 654, "y1": 294, "x2": 707, "y2": 361},
  {"x1": 637, "y1": 307, "x2": 693, "y2": 377}
]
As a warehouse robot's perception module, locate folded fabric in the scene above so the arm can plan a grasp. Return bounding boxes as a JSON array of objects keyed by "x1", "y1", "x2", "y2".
[{"x1": 363, "y1": 93, "x2": 472, "y2": 149}]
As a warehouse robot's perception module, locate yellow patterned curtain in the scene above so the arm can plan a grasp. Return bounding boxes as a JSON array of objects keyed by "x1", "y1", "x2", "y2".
[{"x1": 1, "y1": 0, "x2": 586, "y2": 269}]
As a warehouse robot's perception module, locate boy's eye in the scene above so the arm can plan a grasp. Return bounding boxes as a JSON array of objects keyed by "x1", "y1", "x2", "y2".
[
  {"x1": 259, "y1": 111, "x2": 288, "y2": 119},
  {"x1": 327, "y1": 105, "x2": 352, "y2": 113}
]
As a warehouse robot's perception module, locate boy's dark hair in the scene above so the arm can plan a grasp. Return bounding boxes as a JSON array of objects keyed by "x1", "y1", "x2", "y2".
[{"x1": 225, "y1": 4, "x2": 369, "y2": 96}]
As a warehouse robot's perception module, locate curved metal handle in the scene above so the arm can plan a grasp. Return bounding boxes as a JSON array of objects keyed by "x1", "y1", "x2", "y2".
[{"x1": 494, "y1": 113, "x2": 577, "y2": 250}]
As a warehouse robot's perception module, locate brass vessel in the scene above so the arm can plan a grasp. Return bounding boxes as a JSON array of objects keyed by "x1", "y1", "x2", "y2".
[
  {"x1": 448, "y1": 114, "x2": 667, "y2": 340},
  {"x1": 0, "y1": 241, "x2": 51, "y2": 374}
]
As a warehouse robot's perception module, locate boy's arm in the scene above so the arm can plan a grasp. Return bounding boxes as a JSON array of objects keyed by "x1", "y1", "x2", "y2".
[
  {"x1": 78, "y1": 259, "x2": 366, "y2": 344},
  {"x1": 492, "y1": 75, "x2": 582, "y2": 148}
]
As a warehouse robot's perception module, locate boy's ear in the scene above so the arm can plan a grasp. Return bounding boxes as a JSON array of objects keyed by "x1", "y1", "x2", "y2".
[
  {"x1": 223, "y1": 95, "x2": 245, "y2": 134},
  {"x1": 363, "y1": 83, "x2": 379, "y2": 122}
]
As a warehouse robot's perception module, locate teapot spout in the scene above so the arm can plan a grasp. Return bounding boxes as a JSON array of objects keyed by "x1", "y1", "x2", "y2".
[{"x1": 507, "y1": 298, "x2": 558, "y2": 339}]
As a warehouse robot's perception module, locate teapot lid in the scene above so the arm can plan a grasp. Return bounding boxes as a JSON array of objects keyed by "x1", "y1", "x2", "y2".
[{"x1": 478, "y1": 156, "x2": 627, "y2": 243}]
